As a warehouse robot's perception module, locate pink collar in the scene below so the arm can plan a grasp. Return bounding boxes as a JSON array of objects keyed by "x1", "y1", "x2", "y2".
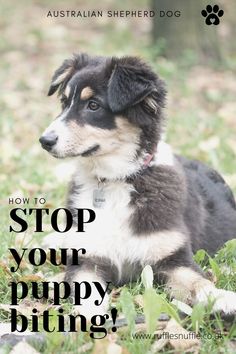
[{"x1": 143, "y1": 148, "x2": 156, "y2": 168}]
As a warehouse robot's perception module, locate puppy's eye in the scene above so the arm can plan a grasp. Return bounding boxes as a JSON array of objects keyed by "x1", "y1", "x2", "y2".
[{"x1": 88, "y1": 101, "x2": 100, "y2": 111}]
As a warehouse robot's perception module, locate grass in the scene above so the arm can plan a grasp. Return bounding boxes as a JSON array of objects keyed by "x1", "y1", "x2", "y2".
[{"x1": 0, "y1": 0, "x2": 236, "y2": 353}]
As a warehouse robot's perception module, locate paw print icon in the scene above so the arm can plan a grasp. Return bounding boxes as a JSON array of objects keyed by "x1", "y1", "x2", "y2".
[{"x1": 201, "y1": 5, "x2": 224, "y2": 25}]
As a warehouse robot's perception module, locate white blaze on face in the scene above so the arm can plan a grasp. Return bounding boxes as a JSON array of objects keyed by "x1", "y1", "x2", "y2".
[{"x1": 41, "y1": 85, "x2": 78, "y2": 157}]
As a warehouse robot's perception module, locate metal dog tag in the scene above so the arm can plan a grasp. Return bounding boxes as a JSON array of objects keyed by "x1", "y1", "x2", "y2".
[{"x1": 93, "y1": 188, "x2": 106, "y2": 208}]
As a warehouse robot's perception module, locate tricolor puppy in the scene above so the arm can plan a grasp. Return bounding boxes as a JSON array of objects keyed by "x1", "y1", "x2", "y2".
[{"x1": 40, "y1": 53, "x2": 236, "y2": 319}]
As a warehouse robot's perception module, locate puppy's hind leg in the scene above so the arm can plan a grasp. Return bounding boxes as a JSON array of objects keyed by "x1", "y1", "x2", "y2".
[{"x1": 166, "y1": 266, "x2": 236, "y2": 318}]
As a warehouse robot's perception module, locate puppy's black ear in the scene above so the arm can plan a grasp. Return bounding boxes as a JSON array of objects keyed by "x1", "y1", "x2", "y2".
[
  {"x1": 47, "y1": 53, "x2": 89, "y2": 96},
  {"x1": 107, "y1": 57, "x2": 158, "y2": 112}
]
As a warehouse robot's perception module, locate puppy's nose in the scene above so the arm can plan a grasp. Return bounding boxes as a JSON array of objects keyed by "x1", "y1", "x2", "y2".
[{"x1": 39, "y1": 132, "x2": 58, "y2": 150}]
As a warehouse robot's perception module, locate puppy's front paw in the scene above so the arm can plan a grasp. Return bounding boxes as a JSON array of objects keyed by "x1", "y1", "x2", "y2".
[
  {"x1": 196, "y1": 286, "x2": 236, "y2": 319},
  {"x1": 211, "y1": 289, "x2": 236, "y2": 315}
]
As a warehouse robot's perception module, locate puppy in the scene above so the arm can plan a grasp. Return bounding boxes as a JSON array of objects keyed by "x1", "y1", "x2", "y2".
[{"x1": 40, "y1": 53, "x2": 236, "y2": 319}]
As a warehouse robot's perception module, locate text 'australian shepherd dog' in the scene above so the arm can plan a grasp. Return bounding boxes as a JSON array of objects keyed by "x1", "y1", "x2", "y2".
[{"x1": 40, "y1": 53, "x2": 236, "y2": 320}]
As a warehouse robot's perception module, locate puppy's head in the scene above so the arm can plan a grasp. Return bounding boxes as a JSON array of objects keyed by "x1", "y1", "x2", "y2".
[{"x1": 40, "y1": 53, "x2": 166, "y2": 161}]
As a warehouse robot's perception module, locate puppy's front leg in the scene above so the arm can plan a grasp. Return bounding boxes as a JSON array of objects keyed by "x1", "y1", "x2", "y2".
[
  {"x1": 69, "y1": 270, "x2": 110, "y2": 318},
  {"x1": 166, "y1": 266, "x2": 236, "y2": 316},
  {"x1": 65, "y1": 258, "x2": 117, "y2": 318}
]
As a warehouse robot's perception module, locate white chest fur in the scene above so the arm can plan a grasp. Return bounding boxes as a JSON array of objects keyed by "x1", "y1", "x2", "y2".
[
  {"x1": 68, "y1": 180, "x2": 135, "y2": 265},
  {"x1": 61, "y1": 174, "x2": 185, "y2": 274}
]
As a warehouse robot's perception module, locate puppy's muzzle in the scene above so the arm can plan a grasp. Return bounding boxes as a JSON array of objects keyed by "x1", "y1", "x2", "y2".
[{"x1": 39, "y1": 131, "x2": 58, "y2": 151}]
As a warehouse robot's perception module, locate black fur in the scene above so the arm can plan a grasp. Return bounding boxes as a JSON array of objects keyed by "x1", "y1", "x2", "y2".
[
  {"x1": 107, "y1": 57, "x2": 161, "y2": 112},
  {"x1": 126, "y1": 157, "x2": 236, "y2": 255},
  {"x1": 128, "y1": 165, "x2": 186, "y2": 234},
  {"x1": 178, "y1": 156, "x2": 236, "y2": 254}
]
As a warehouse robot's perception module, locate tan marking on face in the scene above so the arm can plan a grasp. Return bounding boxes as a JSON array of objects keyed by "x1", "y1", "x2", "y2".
[
  {"x1": 80, "y1": 87, "x2": 94, "y2": 100},
  {"x1": 64, "y1": 85, "x2": 71, "y2": 98}
]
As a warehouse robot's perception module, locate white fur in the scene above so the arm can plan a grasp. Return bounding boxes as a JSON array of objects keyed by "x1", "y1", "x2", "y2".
[
  {"x1": 77, "y1": 139, "x2": 175, "y2": 180},
  {"x1": 41, "y1": 86, "x2": 79, "y2": 158},
  {"x1": 41, "y1": 112, "x2": 70, "y2": 158},
  {"x1": 195, "y1": 285, "x2": 236, "y2": 314},
  {"x1": 71, "y1": 271, "x2": 109, "y2": 317},
  {"x1": 77, "y1": 138, "x2": 142, "y2": 180},
  {"x1": 154, "y1": 141, "x2": 174, "y2": 167}
]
